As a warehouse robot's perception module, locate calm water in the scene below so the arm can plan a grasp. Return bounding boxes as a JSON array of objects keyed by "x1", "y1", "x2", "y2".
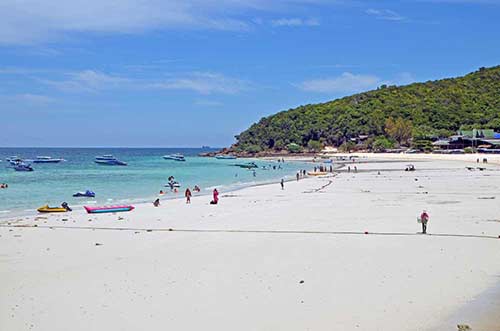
[{"x1": 0, "y1": 148, "x2": 310, "y2": 216}]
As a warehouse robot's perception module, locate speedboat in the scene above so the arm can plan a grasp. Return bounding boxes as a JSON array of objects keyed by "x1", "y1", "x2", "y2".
[
  {"x1": 7, "y1": 157, "x2": 25, "y2": 166},
  {"x1": 33, "y1": 156, "x2": 64, "y2": 163},
  {"x1": 215, "y1": 154, "x2": 237, "y2": 160},
  {"x1": 73, "y1": 190, "x2": 96, "y2": 198},
  {"x1": 234, "y1": 162, "x2": 258, "y2": 169},
  {"x1": 163, "y1": 154, "x2": 186, "y2": 161},
  {"x1": 95, "y1": 155, "x2": 127, "y2": 166},
  {"x1": 14, "y1": 163, "x2": 34, "y2": 172}
]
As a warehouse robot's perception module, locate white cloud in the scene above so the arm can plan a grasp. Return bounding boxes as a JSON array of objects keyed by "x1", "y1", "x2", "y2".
[
  {"x1": 0, "y1": 0, "x2": 329, "y2": 45},
  {"x1": 270, "y1": 17, "x2": 320, "y2": 27},
  {"x1": 16, "y1": 93, "x2": 55, "y2": 104},
  {"x1": 298, "y1": 72, "x2": 416, "y2": 94},
  {"x1": 298, "y1": 72, "x2": 381, "y2": 93},
  {"x1": 43, "y1": 70, "x2": 131, "y2": 92},
  {"x1": 39, "y1": 69, "x2": 248, "y2": 95},
  {"x1": 365, "y1": 8, "x2": 406, "y2": 21},
  {"x1": 150, "y1": 72, "x2": 249, "y2": 95},
  {"x1": 194, "y1": 100, "x2": 223, "y2": 107}
]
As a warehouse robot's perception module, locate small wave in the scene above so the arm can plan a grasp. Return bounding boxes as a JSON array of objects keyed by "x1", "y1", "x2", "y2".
[{"x1": 0, "y1": 210, "x2": 11, "y2": 213}]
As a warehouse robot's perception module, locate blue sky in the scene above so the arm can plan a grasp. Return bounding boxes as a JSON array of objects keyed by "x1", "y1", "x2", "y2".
[{"x1": 1, "y1": 0, "x2": 499, "y2": 147}]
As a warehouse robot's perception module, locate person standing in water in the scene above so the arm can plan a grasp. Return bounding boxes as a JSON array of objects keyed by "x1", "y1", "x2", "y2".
[
  {"x1": 185, "y1": 188, "x2": 192, "y2": 204},
  {"x1": 280, "y1": 178, "x2": 284, "y2": 190},
  {"x1": 419, "y1": 210, "x2": 429, "y2": 234}
]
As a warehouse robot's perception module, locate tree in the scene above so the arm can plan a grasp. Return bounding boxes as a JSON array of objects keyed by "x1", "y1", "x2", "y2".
[
  {"x1": 307, "y1": 140, "x2": 322, "y2": 152},
  {"x1": 287, "y1": 143, "x2": 302, "y2": 153},
  {"x1": 385, "y1": 117, "x2": 413, "y2": 146},
  {"x1": 339, "y1": 141, "x2": 356, "y2": 153},
  {"x1": 372, "y1": 136, "x2": 395, "y2": 152}
]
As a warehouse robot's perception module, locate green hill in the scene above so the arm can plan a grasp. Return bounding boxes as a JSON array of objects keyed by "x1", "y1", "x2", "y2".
[{"x1": 232, "y1": 66, "x2": 500, "y2": 153}]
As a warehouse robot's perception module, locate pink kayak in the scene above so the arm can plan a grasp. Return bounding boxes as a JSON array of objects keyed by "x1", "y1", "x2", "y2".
[{"x1": 84, "y1": 205, "x2": 135, "y2": 214}]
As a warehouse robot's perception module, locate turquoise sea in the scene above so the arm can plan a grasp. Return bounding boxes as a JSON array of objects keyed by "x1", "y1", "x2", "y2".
[{"x1": 0, "y1": 148, "x2": 310, "y2": 216}]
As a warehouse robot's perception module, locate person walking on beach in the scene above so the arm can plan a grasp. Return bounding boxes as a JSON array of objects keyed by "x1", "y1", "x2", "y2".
[
  {"x1": 419, "y1": 210, "x2": 429, "y2": 234},
  {"x1": 185, "y1": 188, "x2": 192, "y2": 204},
  {"x1": 210, "y1": 188, "x2": 219, "y2": 205},
  {"x1": 296, "y1": 172, "x2": 300, "y2": 181},
  {"x1": 280, "y1": 178, "x2": 284, "y2": 190}
]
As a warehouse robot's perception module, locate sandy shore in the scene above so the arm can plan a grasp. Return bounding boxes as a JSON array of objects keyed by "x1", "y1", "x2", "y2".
[{"x1": 1, "y1": 158, "x2": 500, "y2": 330}]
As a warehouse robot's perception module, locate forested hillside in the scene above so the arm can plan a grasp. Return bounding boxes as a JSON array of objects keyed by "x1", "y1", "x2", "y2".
[{"x1": 232, "y1": 66, "x2": 500, "y2": 153}]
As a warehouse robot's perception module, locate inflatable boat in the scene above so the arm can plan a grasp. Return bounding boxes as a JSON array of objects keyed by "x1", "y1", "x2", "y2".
[
  {"x1": 84, "y1": 205, "x2": 135, "y2": 214},
  {"x1": 37, "y1": 205, "x2": 68, "y2": 213}
]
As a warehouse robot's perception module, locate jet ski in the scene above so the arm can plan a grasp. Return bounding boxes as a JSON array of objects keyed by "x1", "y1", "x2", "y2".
[{"x1": 73, "y1": 190, "x2": 96, "y2": 198}]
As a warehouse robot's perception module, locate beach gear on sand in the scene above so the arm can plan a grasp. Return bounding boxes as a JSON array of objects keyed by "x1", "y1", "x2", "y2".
[{"x1": 84, "y1": 205, "x2": 135, "y2": 214}]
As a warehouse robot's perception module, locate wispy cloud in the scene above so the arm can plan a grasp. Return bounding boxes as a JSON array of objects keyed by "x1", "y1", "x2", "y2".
[
  {"x1": 16, "y1": 93, "x2": 55, "y2": 104},
  {"x1": 297, "y1": 72, "x2": 415, "y2": 94},
  {"x1": 365, "y1": 8, "x2": 406, "y2": 21},
  {"x1": 39, "y1": 69, "x2": 249, "y2": 95},
  {"x1": 150, "y1": 72, "x2": 250, "y2": 95},
  {"x1": 42, "y1": 70, "x2": 131, "y2": 92},
  {"x1": 194, "y1": 100, "x2": 223, "y2": 107},
  {"x1": 270, "y1": 18, "x2": 320, "y2": 27},
  {"x1": 0, "y1": 93, "x2": 55, "y2": 105},
  {"x1": 0, "y1": 0, "x2": 330, "y2": 45},
  {"x1": 298, "y1": 72, "x2": 381, "y2": 93}
]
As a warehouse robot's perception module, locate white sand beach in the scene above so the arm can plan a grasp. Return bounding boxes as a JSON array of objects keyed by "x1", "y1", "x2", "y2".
[{"x1": 1, "y1": 158, "x2": 500, "y2": 331}]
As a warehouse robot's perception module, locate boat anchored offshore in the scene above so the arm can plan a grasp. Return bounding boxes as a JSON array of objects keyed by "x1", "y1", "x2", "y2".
[
  {"x1": 234, "y1": 162, "x2": 258, "y2": 169},
  {"x1": 163, "y1": 154, "x2": 186, "y2": 161},
  {"x1": 215, "y1": 154, "x2": 237, "y2": 160},
  {"x1": 14, "y1": 163, "x2": 34, "y2": 171},
  {"x1": 95, "y1": 155, "x2": 127, "y2": 166},
  {"x1": 33, "y1": 156, "x2": 64, "y2": 163}
]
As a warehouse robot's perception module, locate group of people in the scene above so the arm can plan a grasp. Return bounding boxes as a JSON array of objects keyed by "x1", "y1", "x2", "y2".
[
  {"x1": 296, "y1": 169, "x2": 307, "y2": 181},
  {"x1": 153, "y1": 186, "x2": 219, "y2": 207},
  {"x1": 0, "y1": 183, "x2": 8, "y2": 189}
]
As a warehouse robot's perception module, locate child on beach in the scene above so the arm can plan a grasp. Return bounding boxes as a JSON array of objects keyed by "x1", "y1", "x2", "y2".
[
  {"x1": 153, "y1": 198, "x2": 160, "y2": 207},
  {"x1": 185, "y1": 188, "x2": 192, "y2": 204},
  {"x1": 280, "y1": 178, "x2": 284, "y2": 190}
]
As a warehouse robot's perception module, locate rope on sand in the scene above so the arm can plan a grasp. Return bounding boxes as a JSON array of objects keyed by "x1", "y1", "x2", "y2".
[{"x1": 1, "y1": 224, "x2": 499, "y2": 240}]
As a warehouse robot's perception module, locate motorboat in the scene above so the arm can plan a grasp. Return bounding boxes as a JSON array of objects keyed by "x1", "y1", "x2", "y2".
[
  {"x1": 215, "y1": 154, "x2": 237, "y2": 160},
  {"x1": 95, "y1": 155, "x2": 127, "y2": 166},
  {"x1": 234, "y1": 162, "x2": 258, "y2": 169},
  {"x1": 14, "y1": 163, "x2": 34, "y2": 172},
  {"x1": 73, "y1": 190, "x2": 96, "y2": 198},
  {"x1": 163, "y1": 154, "x2": 186, "y2": 161},
  {"x1": 33, "y1": 156, "x2": 64, "y2": 163}
]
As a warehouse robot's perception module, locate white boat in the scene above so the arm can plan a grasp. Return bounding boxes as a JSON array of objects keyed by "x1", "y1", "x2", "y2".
[
  {"x1": 215, "y1": 154, "x2": 237, "y2": 160},
  {"x1": 95, "y1": 155, "x2": 127, "y2": 166},
  {"x1": 33, "y1": 156, "x2": 64, "y2": 163},
  {"x1": 163, "y1": 154, "x2": 186, "y2": 161}
]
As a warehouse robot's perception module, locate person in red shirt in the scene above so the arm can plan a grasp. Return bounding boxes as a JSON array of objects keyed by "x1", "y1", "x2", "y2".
[
  {"x1": 420, "y1": 210, "x2": 429, "y2": 234},
  {"x1": 210, "y1": 188, "x2": 219, "y2": 205}
]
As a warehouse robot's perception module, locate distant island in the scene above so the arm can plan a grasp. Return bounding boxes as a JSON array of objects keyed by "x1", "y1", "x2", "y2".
[{"x1": 227, "y1": 65, "x2": 500, "y2": 156}]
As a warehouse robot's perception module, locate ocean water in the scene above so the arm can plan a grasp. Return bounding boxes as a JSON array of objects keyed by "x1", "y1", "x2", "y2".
[{"x1": 0, "y1": 148, "x2": 310, "y2": 216}]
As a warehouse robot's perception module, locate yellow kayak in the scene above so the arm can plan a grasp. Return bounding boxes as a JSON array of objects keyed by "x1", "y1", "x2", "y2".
[
  {"x1": 307, "y1": 171, "x2": 328, "y2": 176},
  {"x1": 37, "y1": 205, "x2": 68, "y2": 213}
]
